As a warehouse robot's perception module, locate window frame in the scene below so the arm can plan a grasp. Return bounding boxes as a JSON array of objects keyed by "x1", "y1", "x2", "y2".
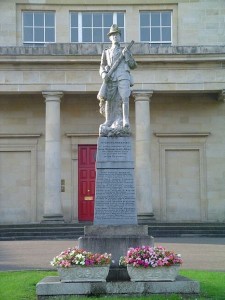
[
  {"x1": 70, "y1": 11, "x2": 125, "y2": 43},
  {"x1": 139, "y1": 10, "x2": 172, "y2": 45},
  {"x1": 22, "y1": 10, "x2": 56, "y2": 45}
]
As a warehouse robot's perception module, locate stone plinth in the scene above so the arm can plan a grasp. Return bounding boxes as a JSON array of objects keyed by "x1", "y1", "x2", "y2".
[
  {"x1": 94, "y1": 137, "x2": 137, "y2": 225},
  {"x1": 79, "y1": 225, "x2": 153, "y2": 266},
  {"x1": 78, "y1": 225, "x2": 154, "y2": 281},
  {"x1": 36, "y1": 276, "x2": 200, "y2": 299},
  {"x1": 84, "y1": 224, "x2": 148, "y2": 236},
  {"x1": 80, "y1": 137, "x2": 153, "y2": 280}
]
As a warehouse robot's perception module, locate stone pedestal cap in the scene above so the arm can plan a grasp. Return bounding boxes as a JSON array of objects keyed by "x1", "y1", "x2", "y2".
[{"x1": 84, "y1": 225, "x2": 149, "y2": 236}]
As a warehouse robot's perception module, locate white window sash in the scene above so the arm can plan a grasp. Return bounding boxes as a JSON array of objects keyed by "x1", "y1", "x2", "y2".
[
  {"x1": 70, "y1": 12, "x2": 125, "y2": 43},
  {"x1": 140, "y1": 11, "x2": 172, "y2": 44},
  {"x1": 23, "y1": 11, "x2": 55, "y2": 44}
]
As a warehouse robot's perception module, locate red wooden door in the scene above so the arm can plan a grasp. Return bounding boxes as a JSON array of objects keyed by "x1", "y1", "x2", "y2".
[{"x1": 78, "y1": 145, "x2": 97, "y2": 222}]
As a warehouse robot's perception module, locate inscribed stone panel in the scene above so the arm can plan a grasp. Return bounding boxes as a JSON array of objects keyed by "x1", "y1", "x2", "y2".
[{"x1": 94, "y1": 168, "x2": 137, "y2": 225}]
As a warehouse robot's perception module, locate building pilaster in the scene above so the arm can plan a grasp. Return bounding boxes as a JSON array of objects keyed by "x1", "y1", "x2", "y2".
[
  {"x1": 42, "y1": 91, "x2": 64, "y2": 223},
  {"x1": 133, "y1": 90, "x2": 155, "y2": 223}
]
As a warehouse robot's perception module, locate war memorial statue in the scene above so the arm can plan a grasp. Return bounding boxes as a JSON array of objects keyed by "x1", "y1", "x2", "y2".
[
  {"x1": 97, "y1": 24, "x2": 137, "y2": 137},
  {"x1": 36, "y1": 25, "x2": 200, "y2": 297},
  {"x1": 93, "y1": 26, "x2": 138, "y2": 225},
  {"x1": 82, "y1": 23, "x2": 150, "y2": 275}
]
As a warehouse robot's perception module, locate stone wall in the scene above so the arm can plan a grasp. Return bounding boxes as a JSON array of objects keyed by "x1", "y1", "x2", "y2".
[
  {"x1": 1, "y1": 93, "x2": 225, "y2": 223},
  {"x1": 0, "y1": 0, "x2": 225, "y2": 224},
  {"x1": 0, "y1": 0, "x2": 225, "y2": 47},
  {"x1": 0, "y1": 45, "x2": 224, "y2": 94},
  {"x1": 0, "y1": 94, "x2": 109, "y2": 223},
  {"x1": 151, "y1": 93, "x2": 225, "y2": 222}
]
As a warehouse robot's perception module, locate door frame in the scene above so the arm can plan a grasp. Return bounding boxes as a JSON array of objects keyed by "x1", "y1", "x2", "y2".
[
  {"x1": 67, "y1": 134, "x2": 98, "y2": 222},
  {"x1": 78, "y1": 144, "x2": 97, "y2": 222}
]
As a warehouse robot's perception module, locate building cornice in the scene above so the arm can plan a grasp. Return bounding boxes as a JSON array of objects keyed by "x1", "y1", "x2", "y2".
[
  {"x1": 66, "y1": 133, "x2": 98, "y2": 137},
  {"x1": 0, "y1": 134, "x2": 42, "y2": 138},
  {"x1": 15, "y1": 0, "x2": 193, "y2": 4},
  {"x1": 0, "y1": 44, "x2": 224, "y2": 64},
  {"x1": 154, "y1": 133, "x2": 210, "y2": 137}
]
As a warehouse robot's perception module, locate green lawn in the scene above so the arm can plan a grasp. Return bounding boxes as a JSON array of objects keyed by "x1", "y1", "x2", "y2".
[
  {"x1": 0, "y1": 270, "x2": 57, "y2": 300},
  {"x1": 0, "y1": 270, "x2": 224, "y2": 300}
]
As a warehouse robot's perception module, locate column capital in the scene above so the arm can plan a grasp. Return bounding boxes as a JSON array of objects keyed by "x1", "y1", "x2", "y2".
[
  {"x1": 42, "y1": 91, "x2": 64, "y2": 102},
  {"x1": 132, "y1": 90, "x2": 153, "y2": 102}
]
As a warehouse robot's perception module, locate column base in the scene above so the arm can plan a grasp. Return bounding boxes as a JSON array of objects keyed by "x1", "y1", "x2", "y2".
[
  {"x1": 138, "y1": 213, "x2": 155, "y2": 224},
  {"x1": 41, "y1": 214, "x2": 65, "y2": 224}
]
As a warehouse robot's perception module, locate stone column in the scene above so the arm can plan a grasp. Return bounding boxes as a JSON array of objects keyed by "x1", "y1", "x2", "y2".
[
  {"x1": 133, "y1": 90, "x2": 154, "y2": 222},
  {"x1": 42, "y1": 91, "x2": 64, "y2": 223}
]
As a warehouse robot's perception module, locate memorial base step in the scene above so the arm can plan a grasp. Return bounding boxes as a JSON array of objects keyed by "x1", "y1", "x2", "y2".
[{"x1": 36, "y1": 275, "x2": 200, "y2": 299}]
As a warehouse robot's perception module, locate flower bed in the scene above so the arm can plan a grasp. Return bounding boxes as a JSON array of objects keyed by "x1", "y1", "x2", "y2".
[
  {"x1": 51, "y1": 247, "x2": 112, "y2": 268},
  {"x1": 50, "y1": 247, "x2": 112, "y2": 282},
  {"x1": 120, "y1": 245, "x2": 182, "y2": 268},
  {"x1": 120, "y1": 245, "x2": 183, "y2": 282}
]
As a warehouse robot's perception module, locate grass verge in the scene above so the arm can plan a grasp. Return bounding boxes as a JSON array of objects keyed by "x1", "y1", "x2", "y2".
[
  {"x1": 0, "y1": 270, "x2": 56, "y2": 300},
  {"x1": 0, "y1": 269, "x2": 224, "y2": 300}
]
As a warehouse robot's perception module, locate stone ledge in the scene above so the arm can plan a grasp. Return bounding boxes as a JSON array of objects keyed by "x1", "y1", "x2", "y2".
[
  {"x1": 84, "y1": 225, "x2": 149, "y2": 236},
  {"x1": 36, "y1": 275, "x2": 200, "y2": 298},
  {"x1": 0, "y1": 44, "x2": 224, "y2": 57}
]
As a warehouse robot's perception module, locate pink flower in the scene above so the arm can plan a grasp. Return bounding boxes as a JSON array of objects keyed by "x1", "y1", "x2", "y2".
[
  {"x1": 119, "y1": 245, "x2": 183, "y2": 268},
  {"x1": 51, "y1": 247, "x2": 111, "y2": 268}
]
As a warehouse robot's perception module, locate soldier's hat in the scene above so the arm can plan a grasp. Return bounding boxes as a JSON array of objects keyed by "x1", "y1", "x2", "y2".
[{"x1": 107, "y1": 24, "x2": 121, "y2": 36}]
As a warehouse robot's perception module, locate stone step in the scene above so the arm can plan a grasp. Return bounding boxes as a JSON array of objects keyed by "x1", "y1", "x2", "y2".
[
  {"x1": 0, "y1": 222, "x2": 225, "y2": 240},
  {"x1": 0, "y1": 227, "x2": 84, "y2": 233},
  {"x1": 0, "y1": 235, "x2": 80, "y2": 241},
  {"x1": 36, "y1": 275, "x2": 200, "y2": 298},
  {"x1": 0, "y1": 223, "x2": 90, "y2": 228},
  {"x1": 0, "y1": 231, "x2": 84, "y2": 237}
]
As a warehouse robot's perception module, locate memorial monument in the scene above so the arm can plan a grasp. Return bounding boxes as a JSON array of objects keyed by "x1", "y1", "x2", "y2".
[
  {"x1": 36, "y1": 25, "x2": 200, "y2": 297},
  {"x1": 78, "y1": 25, "x2": 153, "y2": 279},
  {"x1": 94, "y1": 24, "x2": 137, "y2": 225}
]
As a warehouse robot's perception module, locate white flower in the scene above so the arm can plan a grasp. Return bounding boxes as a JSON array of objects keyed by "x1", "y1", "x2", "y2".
[{"x1": 50, "y1": 260, "x2": 54, "y2": 266}]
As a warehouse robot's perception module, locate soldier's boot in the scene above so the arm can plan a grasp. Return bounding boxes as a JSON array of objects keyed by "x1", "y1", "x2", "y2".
[
  {"x1": 102, "y1": 101, "x2": 112, "y2": 127},
  {"x1": 122, "y1": 101, "x2": 130, "y2": 128}
]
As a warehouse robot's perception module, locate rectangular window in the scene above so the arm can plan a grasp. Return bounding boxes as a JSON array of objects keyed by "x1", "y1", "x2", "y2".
[
  {"x1": 23, "y1": 11, "x2": 55, "y2": 45},
  {"x1": 70, "y1": 12, "x2": 125, "y2": 43},
  {"x1": 140, "y1": 11, "x2": 172, "y2": 45}
]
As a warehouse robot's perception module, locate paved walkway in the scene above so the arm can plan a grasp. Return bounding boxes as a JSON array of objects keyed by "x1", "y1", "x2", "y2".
[{"x1": 0, "y1": 237, "x2": 225, "y2": 272}]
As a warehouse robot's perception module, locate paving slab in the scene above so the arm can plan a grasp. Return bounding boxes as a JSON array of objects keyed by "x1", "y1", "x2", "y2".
[{"x1": 0, "y1": 237, "x2": 225, "y2": 272}]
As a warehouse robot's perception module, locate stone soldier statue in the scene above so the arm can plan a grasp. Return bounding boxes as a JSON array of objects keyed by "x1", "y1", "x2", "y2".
[{"x1": 97, "y1": 24, "x2": 137, "y2": 136}]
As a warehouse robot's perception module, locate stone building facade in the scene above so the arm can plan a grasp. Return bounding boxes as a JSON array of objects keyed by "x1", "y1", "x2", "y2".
[{"x1": 0, "y1": 0, "x2": 225, "y2": 224}]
